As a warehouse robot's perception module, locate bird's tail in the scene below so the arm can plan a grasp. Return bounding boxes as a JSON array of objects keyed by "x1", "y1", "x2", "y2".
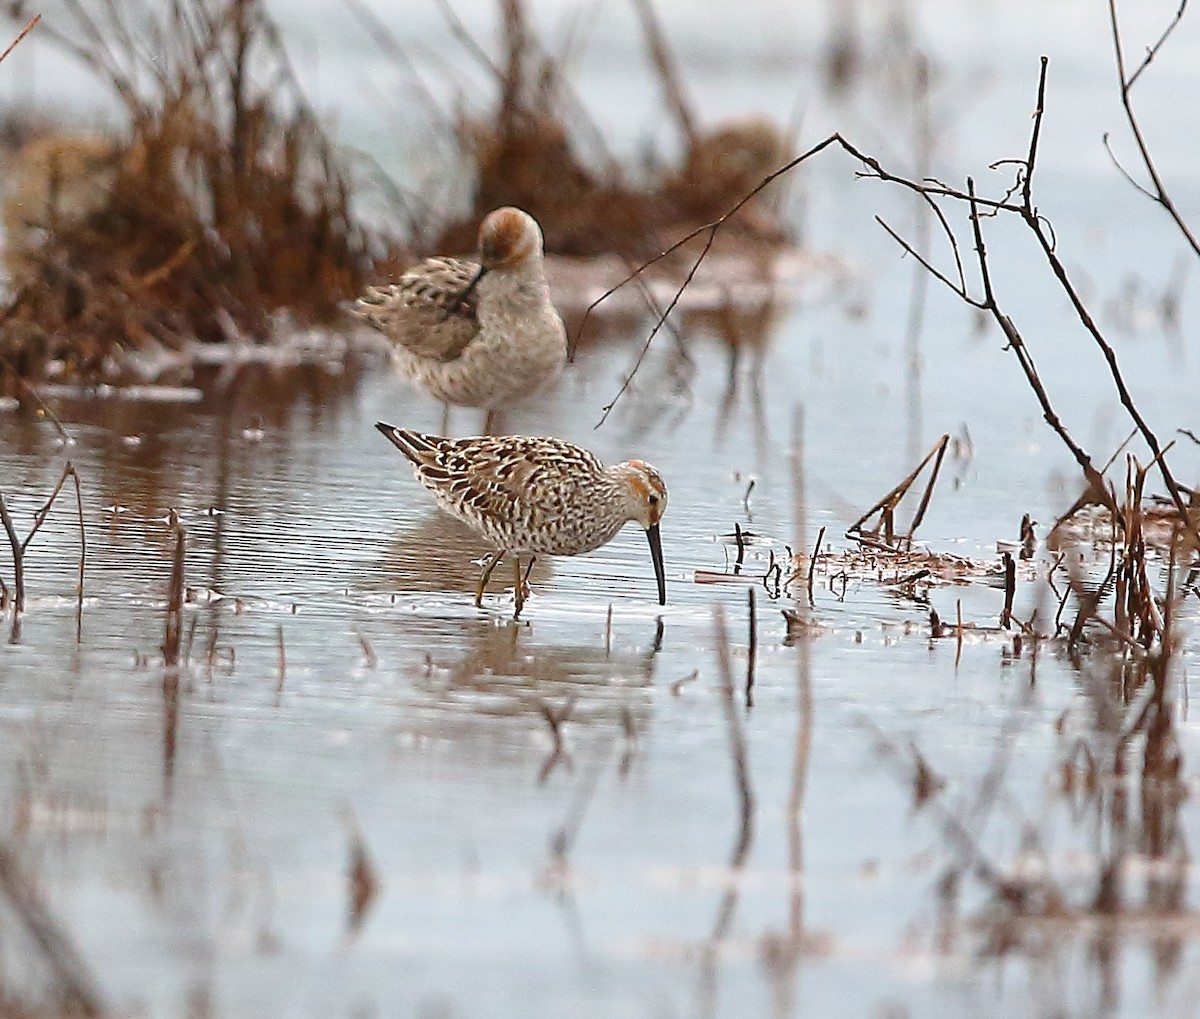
[{"x1": 374, "y1": 422, "x2": 438, "y2": 465}]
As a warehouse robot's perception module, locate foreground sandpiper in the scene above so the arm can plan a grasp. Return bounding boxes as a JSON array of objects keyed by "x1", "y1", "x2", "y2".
[
  {"x1": 375, "y1": 422, "x2": 668, "y2": 615},
  {"x1": 355, "y1": 208, "x2": 567, "y2": 421}
]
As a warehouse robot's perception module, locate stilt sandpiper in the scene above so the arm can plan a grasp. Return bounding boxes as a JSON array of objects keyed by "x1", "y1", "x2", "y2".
[
  {"x1": 375, "y1": 422, "x2": 668, "y2": 616},
  {"x1": 355, "y1": 208, "x2": 567, "y2": 420}
]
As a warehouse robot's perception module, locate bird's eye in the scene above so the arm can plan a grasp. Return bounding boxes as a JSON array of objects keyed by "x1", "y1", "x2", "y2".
[{"x1": 648, "y1": 495, "x2": 659, "y2": 506}]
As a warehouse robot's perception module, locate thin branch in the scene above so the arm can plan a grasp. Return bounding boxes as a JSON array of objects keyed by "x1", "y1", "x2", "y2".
[
  {"x1": 0, "y1": 14, "x2": 40, "y2": 66},
  {"x1": 1106, "y1": 0, "x2": 1200, "y2": 257}
]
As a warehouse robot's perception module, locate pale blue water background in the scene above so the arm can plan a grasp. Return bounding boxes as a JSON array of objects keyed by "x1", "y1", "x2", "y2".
[{"x1": 2, "y1": 1, "x2": 1200, "y2": 1016}]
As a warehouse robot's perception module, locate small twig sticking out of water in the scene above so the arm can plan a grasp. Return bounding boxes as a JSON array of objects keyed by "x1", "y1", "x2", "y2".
[
  {"x1": 68, "y1": 466, "x2": 86, "y2": 642},
  {"x1": 605, "y1": 603, "x2": 613, "y2": 658},
  {"x1": 745, "y1": 587, "x2": 757, "y2": 710},
  {"x1": 806, "y1": 526, "x2": 825, "y2": 607},
  {"x1": 1000, "y1": 552, "x2": 1016, "y2": 630},
  {"x1": 733, "y1": 522, "x2": 746, "y2": 574},
  {"x1": 162, "y1": 511, "x2": 186, "y2": 669},
  {"x1": 0, "y1": 463, "x2": 87, "y2": 620},
  {"x1": 340, "y1": 808, "x2": 380, "y2": 935},
  {"x1": 955, "y1": 599, "x2": 964, "y2": 668},
  {"x1": 742, "y1": 478, "x2": 756, "y2": 516},
  {"x1": 275, "y1": 625, "x2": 287, "y2": 693},
  {"x1": 0, "y1": 492, "x2": 23, "y2": 614},
  {"x1": 353, "y1": 627, "x2": 377, "y2": 669}
]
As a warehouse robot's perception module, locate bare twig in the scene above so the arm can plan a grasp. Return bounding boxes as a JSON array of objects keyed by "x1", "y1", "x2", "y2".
[
  {"x1": 1105, "y1": 0, "x2": 1200, "y2": 256},
  {"x1": 0, "y1": 13, "x2": 39, "y2": 65}
]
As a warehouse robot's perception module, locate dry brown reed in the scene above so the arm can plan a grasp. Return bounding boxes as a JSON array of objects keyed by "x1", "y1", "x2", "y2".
[
  {"x1": 421, "y1": 0, "x2": 789, "y2": 261},
  {"x1": 847, "y1": 433, "x2": 950, "y2": 549},
  {"x1": 162, "y1": 510, "x2": 186, "y2": 668},
  {"x1": 1, "y1": 0, "x2": 373, "y2": 386}
]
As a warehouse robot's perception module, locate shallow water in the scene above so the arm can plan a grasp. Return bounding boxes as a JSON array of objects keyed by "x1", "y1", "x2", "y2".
[{"x1": 4, "y1": 1, "x2": 1200, "y2": 1017}]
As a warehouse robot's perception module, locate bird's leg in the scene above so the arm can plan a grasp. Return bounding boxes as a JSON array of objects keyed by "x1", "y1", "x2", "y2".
[
  {"x1": 483, "y1": 408, "x2": 499, "y2": 435},
  {"x1": 440, "y1": 401, "x2": 451, "y2": 434},
  {"x1": 512, "y1": 554, "x2": 525, "y2": 619},
  {"x1": 475, "y1": 550, "x2": 505, "y2": 607}
]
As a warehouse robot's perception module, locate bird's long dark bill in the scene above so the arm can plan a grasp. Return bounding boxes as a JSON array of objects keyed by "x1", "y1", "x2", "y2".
[
  {"x1": 441, "y1": 264, "x2": 487, "y2": 320},
  {"x1": 646, "y1": 523, "x2": 667, "y2": 605}
]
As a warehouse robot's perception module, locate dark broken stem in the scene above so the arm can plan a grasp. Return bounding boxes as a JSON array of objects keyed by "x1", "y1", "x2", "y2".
[
  {"x1": 1000, "y1": 551, "x2": 1016, "y2": 630},
  {"x1": 806, "y1": 525, "x2": 825, "y2": 607},
  {"x1": 745, "y1": 587, "x2": 757, "y2": 710},
  {"x1": 162, "y1": 512, "x2": 186, "y2": 669}
]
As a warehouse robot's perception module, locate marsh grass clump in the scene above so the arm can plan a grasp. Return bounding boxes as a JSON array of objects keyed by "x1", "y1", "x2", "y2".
[
  {"x1": 0, "y1": 0, "x2": 373, "y2": 386},
  {"x1": 428, "y1": 0, "x2": 791, "y2": 261}
]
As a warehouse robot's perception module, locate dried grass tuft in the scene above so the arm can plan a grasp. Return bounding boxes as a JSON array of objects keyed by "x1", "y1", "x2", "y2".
[{"x1": 1, "y1": 0, "x2": 375, "y2": 385}]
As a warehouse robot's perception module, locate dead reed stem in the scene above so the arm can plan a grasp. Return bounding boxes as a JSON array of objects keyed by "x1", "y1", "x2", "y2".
[
  {"x1": 276, "y1": 624, "x2": 287, "y2": 693},
  {"x1": 162, "y1": 511, "x2": 186, "y2": 668},
  {"x1": 806, "y1": 526, "x2": 825, "y2": 607},
  {"x1": 746, "y1": 587, "x2": 757, "y2": 709},
  {"x1": 847, "y1": 433, "x2": 949, "y2": 546}
]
